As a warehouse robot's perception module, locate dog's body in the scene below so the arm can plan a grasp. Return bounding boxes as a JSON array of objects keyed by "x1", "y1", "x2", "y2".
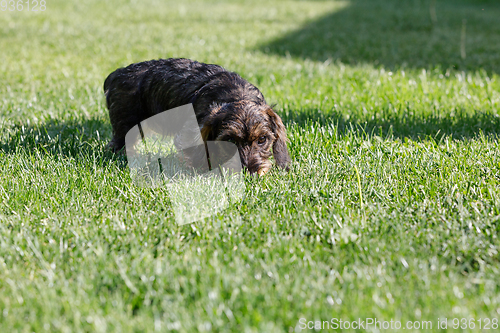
[{"x1": 104, "y1": 58, "x2": 290, "y2": 175}]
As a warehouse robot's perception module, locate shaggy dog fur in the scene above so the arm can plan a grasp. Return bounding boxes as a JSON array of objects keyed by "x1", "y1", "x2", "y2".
[{"x1": 104, "y1": 58, "x2": 291, "y2": 175}]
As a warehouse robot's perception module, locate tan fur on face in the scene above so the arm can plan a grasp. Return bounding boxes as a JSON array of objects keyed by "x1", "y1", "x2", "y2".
[{"x1": 257, "y1": 164, "x2": 271, "y2": 176}]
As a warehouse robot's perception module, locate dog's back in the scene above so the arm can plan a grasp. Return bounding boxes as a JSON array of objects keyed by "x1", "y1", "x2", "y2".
[{"x1": 104, "y1": 58, "x2": 225, "y2": 121}]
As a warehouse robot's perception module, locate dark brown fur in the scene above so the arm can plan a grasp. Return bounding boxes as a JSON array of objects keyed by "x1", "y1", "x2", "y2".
[{"x1": 104, "y1": 58, "x2": 291, "y2": 175}]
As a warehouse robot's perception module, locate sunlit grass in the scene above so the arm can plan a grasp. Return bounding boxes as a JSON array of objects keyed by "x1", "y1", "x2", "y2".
[{"x1": 1, "y1": 0, "x2": 500, "y2": 332}]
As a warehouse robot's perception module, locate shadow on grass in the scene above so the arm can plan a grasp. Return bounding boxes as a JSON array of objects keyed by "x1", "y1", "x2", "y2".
[
  {"x1": 2, "y1": 109, "x2": 498, "y2": 162},
  {"x1": 281, "y1": 107, "x2": 500, "y2": 140},
  {"x1": 0, "y1": 118, "x2": 126, "y2": 166},
  {"x1": 261, "y1": 0, "x2": 500, "y2": 74}
]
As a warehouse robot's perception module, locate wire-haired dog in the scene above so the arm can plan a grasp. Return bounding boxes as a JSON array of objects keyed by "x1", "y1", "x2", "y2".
[{"x1": 104, "y1": 58, "x2": 291, "y2": 175}]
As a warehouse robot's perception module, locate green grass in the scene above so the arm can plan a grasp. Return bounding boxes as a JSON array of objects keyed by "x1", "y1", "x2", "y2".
[{"x1": 1, "y1": 0, "x2": 500, "y2": 331}]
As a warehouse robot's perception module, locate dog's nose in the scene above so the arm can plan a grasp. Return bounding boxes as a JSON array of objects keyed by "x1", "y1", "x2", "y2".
[
  {"x1": 238, "y1": 156, "x2": 260, "y2": 175},
  {"x1": 245, "y1": 160, "x2": 261, "y2": 175},
  {"x1": 237, "y1": 146, "x2": 260, "y2": 175}
]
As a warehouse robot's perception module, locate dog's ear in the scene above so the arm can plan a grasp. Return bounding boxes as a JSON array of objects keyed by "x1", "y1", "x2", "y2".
[{"x1": 266, "y1": 107, "x2": 291, "y2": 170}]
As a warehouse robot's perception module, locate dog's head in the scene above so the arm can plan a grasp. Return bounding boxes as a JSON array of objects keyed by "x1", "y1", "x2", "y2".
[{"x1": 200, "y1": 101, "x2": 291, "y2": 175}]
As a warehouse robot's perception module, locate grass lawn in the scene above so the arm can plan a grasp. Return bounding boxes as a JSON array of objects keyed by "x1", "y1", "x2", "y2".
[{"x1": 1, "y1": 0, "x2": 500, "y2": 331}]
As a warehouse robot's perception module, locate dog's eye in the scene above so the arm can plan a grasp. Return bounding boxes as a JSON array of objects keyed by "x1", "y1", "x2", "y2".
[{"x1": 257, "y1": 136, "x2": 267, "y2": 145}]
